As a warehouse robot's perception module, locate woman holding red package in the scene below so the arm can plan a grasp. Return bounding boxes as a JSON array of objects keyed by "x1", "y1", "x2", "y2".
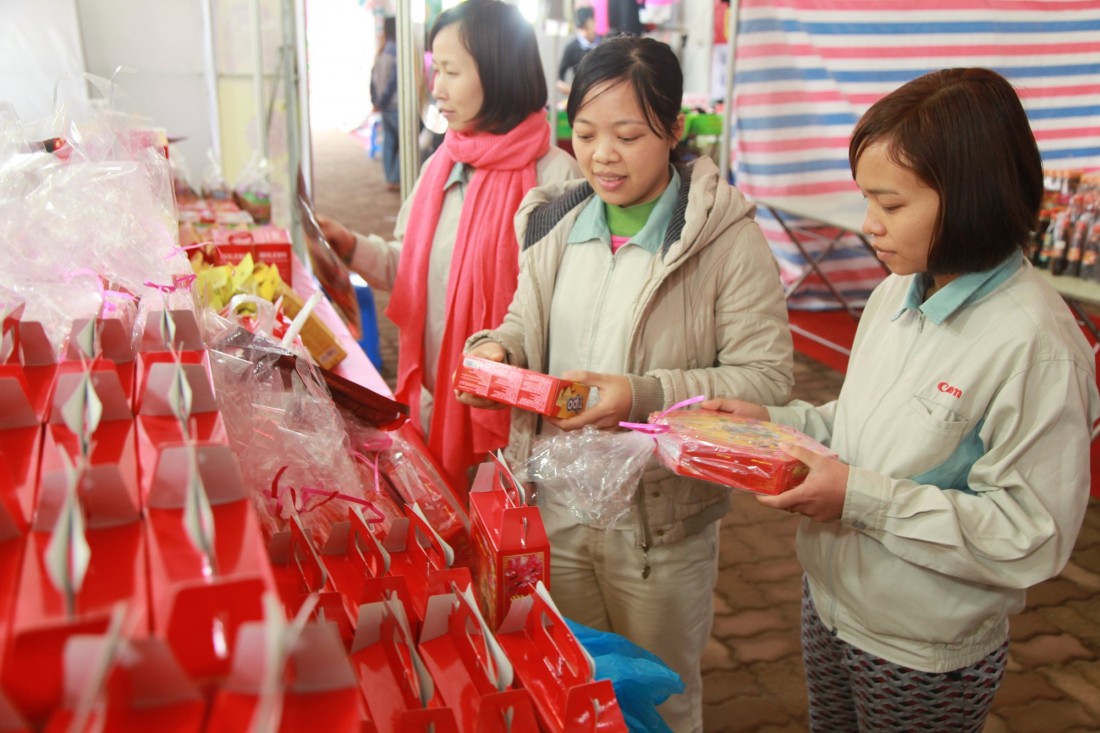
[
  {"x1": 458, "y1": 36, "x2": 794, "y2": 732},
  {"x1": 319, "y1": 0, "x2": 579, "y2": 487},
  {"x1": 706, "y1": 68, "x2": 1100, "y2": 732}
]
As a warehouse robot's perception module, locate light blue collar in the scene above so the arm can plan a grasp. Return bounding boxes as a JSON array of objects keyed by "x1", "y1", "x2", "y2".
[
  {"x1": 893, "y1": 251, "x2": 1025, "y2": 324},
  {"x1": 566, "y1": 167, "x2": 680, "y2": 255},
  {"x1": 444, "y1": 161, "x2": 470, "y2": 190}
]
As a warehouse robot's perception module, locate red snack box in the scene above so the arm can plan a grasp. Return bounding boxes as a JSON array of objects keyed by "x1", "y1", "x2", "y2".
[
  {"x1": 454, "y1": 356, "x2": 589, "y2": 418},
  {"x1": 651, "y1": 408, "x2": 835, "y2": 495}
]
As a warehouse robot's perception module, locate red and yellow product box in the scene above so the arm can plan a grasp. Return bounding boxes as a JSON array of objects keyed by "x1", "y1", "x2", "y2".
[
  {"x1": 210, "y1": 226, "x2": 294, "y2": 286},
  {"x1": 650, "y1": 408, "x2": 836, "y2": 495},
  {"x1": 454, "y1": 356, "x2": 589, "y2": 419},
  {"x1": 468, "y1": 458, "x2": 548, "y2": 631}
]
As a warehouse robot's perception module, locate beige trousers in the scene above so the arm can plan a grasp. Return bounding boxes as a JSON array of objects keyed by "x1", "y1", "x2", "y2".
[{"x1": 538, "y1": 497, "x2": 720, "y2": 733}]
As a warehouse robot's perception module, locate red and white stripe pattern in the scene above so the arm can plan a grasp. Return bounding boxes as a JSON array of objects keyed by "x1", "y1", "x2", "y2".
[{"x1": 730, "y1": 0, "x2": 1100, "y2": 307}]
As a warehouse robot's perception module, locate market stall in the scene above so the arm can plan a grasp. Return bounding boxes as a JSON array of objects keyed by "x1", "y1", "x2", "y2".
[{"x1": 722, "y1": 0, "x2": 1100, "y2": 309}]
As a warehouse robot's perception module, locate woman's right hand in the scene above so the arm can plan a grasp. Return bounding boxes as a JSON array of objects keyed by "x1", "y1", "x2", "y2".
[
  {"x1": 317, "y1": 215, "x2": 357, "y2": 263},
  {"x1": 699, "y1": 398, "x2": 769, "y2": 421},
  {"x1": 454, "y1": 341, "x2": 509, "y2": 409}
]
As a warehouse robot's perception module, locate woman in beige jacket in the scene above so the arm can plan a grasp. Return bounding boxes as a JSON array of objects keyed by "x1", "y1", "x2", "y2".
[{"x1": 458, "y1": 36, "x2": 793, "y2": 733}]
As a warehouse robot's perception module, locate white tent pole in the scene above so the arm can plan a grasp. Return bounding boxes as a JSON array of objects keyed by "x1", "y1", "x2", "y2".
[
  {"x1": 719, "y1": 0, "x2": 740, "y2": 183},
  {"x1": 200, "y1": 0, "x2": 222, "y2": 164},
  {"x1": 251, "y1": 0, "x2": 268, "y2": 158},
  {"x1": 395, "y1": 1, "x2": 419, "y2": 201}
]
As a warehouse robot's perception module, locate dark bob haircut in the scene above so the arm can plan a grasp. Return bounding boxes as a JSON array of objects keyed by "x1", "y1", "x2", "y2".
[
  {"x1": 567, "y1": 35, "x2": 683, "y2": 152},
  {"x1": 429, "y1": 0, "x2": 547, "y2": 135},
  {"x1": 849, "y1": 67, "x2": 1043, "y2": 275}
]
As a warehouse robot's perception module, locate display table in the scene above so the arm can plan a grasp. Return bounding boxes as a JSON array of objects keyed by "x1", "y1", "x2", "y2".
[
  {"x1": 751, "y1": 194, "x2": 888, "y2": 319},
  {"x1": 1036, "y1": 269, "x2": 1100, "y2": 343},
  {"x1": 291, "y1": 254, "x2": 392, "y2": 398}
]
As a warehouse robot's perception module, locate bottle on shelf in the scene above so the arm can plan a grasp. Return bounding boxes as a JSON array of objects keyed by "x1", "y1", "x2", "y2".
[
  {"x1": 1063, "y1": 195, "x2": 1092, "y2": 279},
  {"x1": 1042, "y1": 208, "x2": 1069, "y2": 273}
]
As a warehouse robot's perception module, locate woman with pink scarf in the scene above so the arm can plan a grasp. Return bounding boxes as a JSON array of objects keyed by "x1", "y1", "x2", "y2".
[{"x1": 321, "y1": 0, "x2": 580, "y2": 490}]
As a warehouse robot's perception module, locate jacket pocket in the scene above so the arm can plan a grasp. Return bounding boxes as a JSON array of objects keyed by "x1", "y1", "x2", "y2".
[
  {"x1": 906, "y1": 395, "x2": 969, "y2": 433},
  {"x1": 902, "y1": 395, "x2": 972, "y2": 471}
]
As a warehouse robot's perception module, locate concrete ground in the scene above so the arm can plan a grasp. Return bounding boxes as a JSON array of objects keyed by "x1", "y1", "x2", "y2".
[{"x1": 312, "y1": 127, "x2": 1100, "y2": 733}]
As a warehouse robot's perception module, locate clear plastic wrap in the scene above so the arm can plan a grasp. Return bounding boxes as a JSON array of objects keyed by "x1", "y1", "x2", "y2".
[
  {"x1": 203, "y1": 313, "x2": 393, "y2": 544},
  {"x1": 647, "y1": 408, "x2": 835, "y2": 495},
  {"x1": 0, "y1": 74, "x2": 192, "y2": 357},
  {"x1": 519, "y1": 426, "x2": 655, "y2": 530}
]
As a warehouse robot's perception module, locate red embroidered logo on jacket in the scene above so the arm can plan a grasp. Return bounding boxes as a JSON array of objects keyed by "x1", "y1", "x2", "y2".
[{"x1": 937, "y1": 381, "x2": 962, "y2": 398}]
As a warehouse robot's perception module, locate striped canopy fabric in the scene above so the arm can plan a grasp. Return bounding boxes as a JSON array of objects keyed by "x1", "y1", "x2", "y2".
[{"x1": 729, "y1": 0, "x2": 1100, "y2": 308}]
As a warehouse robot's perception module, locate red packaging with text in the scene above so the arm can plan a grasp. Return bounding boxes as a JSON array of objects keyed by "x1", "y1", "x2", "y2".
[{"x1": 454, "y1": 356, "x2": 588, "y2": 418}]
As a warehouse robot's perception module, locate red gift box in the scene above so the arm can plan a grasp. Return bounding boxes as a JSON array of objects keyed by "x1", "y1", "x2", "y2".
[
  {"x1": 417, "y1": 588, "x2": 539, "y2": 733},
  {"x1": 0, "y1": 426, "x2": 40, "y2": 532},
  {"x1": 268, "y1": 515, "x2": 362, "y2": 648},
  {"x1": 651, "y1": 408, "x2": 835, "y2": 495},
  {"x1": 143, "y1": 441, "x2": 273, "y2": 682},
  {"x1": 495, "y1": 584, "x2": 626, "y2": 733},
  {"x1": 384, "y1": 503, "x2": 473, "y2": 625},
  {"x1": 63, "y1": 316, "x2": 137, "y2": 414},
  {"x1": 38, "y1": 417, "x2": 140, "y2": 527},
  {"x1": 320, "y1": 506, "x2": 417, "y2": 642},
  {"x1": 44, "y1": 635, "x2": 205, "y2": 733},
  {"x1": 350, "y1": 598, "x2": 459, "y2": 732},
  {"x1": 2, "y1": 522, "x2": 148, "y2": 724},
  {"x1": 210, "y1": 226, "x2": 294, "y2": 286},
  {"x1": 133, "y1": 349, "x2": 218, "y2": 418},
  {"x1": 206, "y1": 619, "x2": 361, "y2": 732},
  {"x1": 1, "y1": 308, "x2": 57, "y2": 425},
  {"x1": 42, "y1": 353, "x2": 137, "y2": 524},
  {"x1": 138, "y1": 309, "x2": 205, "y2": 354},
  {"x1": 469, "y1": 459, "x2": 549, "y2": 630}
]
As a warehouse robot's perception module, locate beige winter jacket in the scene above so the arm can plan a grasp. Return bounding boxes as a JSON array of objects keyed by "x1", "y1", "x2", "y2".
[{"x1": 467, "y1": 157, "x2": 794, "y2": 549}]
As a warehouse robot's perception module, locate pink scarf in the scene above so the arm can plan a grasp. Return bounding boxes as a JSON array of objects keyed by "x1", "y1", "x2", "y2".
[{"x1": 386, "y1": 111, "x2": 550, "y2": 491}]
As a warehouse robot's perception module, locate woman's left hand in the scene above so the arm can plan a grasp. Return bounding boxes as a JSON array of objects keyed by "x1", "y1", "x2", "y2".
[
  {"x1": 546, "y1": 370, "x2": 632, "y2": 431},
  {"x1": 756, "y1": 444, "x2": 850, "y2": 522}
]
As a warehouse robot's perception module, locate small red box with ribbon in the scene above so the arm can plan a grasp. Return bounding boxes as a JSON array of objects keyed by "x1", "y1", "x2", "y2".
[{"x1": 468, "y1": 456, "x2": 548, "y2": 631}]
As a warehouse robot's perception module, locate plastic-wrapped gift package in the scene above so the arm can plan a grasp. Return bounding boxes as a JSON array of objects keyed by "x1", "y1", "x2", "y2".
[
  {"x1": 417, "y1": 587, "x2": 539, "y2": 733},
  {"x1": 495, "y1": 583, "x2": 627, "y2": 733},
  {"x1": 648, "y1": 408, "x2": 835, "y2": 495},
  {"x1": 468, "y1": 457, "x2": 548, "y2": 631}
]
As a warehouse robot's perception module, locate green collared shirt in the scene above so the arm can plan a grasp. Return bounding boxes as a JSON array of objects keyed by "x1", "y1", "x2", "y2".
[{"x1": 566, "y1": 167, "x2": 682, "y2": 255}]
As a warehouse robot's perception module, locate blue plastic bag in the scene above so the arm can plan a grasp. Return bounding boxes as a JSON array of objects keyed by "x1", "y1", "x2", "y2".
[{"x1": 565, "y1": 619, "x2": 685, "y2": 733}]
